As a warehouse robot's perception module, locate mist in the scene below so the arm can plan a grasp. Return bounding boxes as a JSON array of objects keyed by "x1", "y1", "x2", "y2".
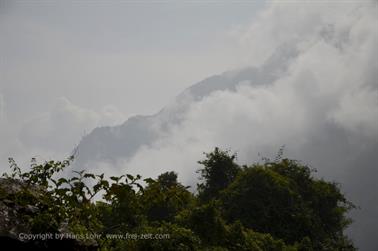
[
  {"x1": 1, "y1": 0, "x2": 377, "y2": 250},
  {"x1": 109, "y1": 2, "x2": 378, "y2": 249}
]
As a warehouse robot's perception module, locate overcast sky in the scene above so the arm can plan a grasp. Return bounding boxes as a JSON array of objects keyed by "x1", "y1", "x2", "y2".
[
  {"x1": 0, "y1": 0, "x2": 267, "y2": 163},
  {"x1": 1, "y1": 1, "x2": 377, "y2": 249},
  {"x1": 1, "y1": 0, "x2": 264, "y2": 119}
]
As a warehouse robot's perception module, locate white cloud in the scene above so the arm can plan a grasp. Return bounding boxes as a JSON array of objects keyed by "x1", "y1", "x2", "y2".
[
  {"x1": 0, "y1": 93, "x2": 4, "y2": 122},
  {"x1": 232, "y1": 0, "x2": 363, "y2": 66},
  {"x1": 0, "y1": 97, "x2": 125, "y2": 167},
  {"x1": 119, "y1": 0, "x2": 378, "y2": 183},
  {"x1": 0, "y1": 93, "x2": 24, "y2": 169},
  {"x1": 1, "y1": 0, "x2": 377, "y2": 248},
  {"x1": 330, "y1": 88, "x2": 378, "y2": 137},
  {"x1": 112, "y1": 4, "x2": 378, "y2": 248}
]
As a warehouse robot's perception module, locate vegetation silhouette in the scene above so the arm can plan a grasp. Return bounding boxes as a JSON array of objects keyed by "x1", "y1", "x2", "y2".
[{"x1": 0, "y1": 148, "x2": 356, "y2": 250}]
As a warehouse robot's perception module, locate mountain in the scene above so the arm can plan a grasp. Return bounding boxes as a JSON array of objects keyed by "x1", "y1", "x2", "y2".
[
  {"x1": 73, "y1": 40, "x2": 377, "y2": 250},
  {"x1": 74, "y1": 43, "x2": 298, "y2": 168}
]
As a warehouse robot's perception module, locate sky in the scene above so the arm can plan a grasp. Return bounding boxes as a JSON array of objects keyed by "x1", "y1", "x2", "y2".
[
  {"x1": 107, "y1": 0, "x2": 377, "y2": 196},
  {"x1": 1, "y1": 1, "x2": 377, "y2": 249},
  {"x1": 0, "y1": 0, "x2": 265, "y2": 163}
]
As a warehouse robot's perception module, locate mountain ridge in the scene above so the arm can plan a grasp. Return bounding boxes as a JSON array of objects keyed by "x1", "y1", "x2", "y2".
[{"x1": 74, "y1": 43, "x2": 299, "y2": 168}]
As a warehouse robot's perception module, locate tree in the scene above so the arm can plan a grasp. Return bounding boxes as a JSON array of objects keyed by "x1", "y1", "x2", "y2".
[
  {"x1": 141, "y1": 172, "x2": 194, "y2": 222},
  {"x1": 220, "y1": 159, "x2": 355, "y2": 250},
  {"x1": 1, "y1": 149, "x2": 356, "y2": 250},
  {"x1": 132, "y1": 223, "x2": 201, "y2": 251},
  {"x1": 177, "y1": 201, "x2": 228, "y2": 246},
  {"x1": 157, "y1": 171, "x2": 179, "y2": 189},
  {"x1": 197, "y1": 147, "x2": 240, "y2": 202}
]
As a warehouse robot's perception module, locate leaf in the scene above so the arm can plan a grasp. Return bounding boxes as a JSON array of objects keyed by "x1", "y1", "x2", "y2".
[
  {"x1": 73, "y1": 170, "x2": 85, "y2": 177},
  {"x1": 136, "y1": 183, "x2": 144, "y2": 192},
  {"x1": 93, "y1": 184, "x2": 101, "y2": 193},
  {"x1": 57, "y1": 178, "x2": 68, "y2": 186},
  {"x1": 101, "y1": 180, "x2": 110, "y2": 189},
  {"x1": 144, "y1": 178, "x2": 155, "y2": 184},
  {"x1": 84, "y1": 173, "x2": 96, "y2": 179}
]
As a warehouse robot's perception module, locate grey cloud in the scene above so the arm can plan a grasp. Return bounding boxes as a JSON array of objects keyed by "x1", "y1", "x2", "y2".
[
  {"x1": 0, "y1": 97, "x2": 126, "y2": 168},
  {"x1": 1, "y1": 0, "x2": 377, "y2": 249},
  {"x1": 74, "y1": 2, "x2": 377, "y2": 250}
]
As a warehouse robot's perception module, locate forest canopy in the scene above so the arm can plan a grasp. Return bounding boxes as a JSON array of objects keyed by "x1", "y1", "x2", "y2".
[{"x1": 0, "y1": 148, "x2": 355, "y2": 250}]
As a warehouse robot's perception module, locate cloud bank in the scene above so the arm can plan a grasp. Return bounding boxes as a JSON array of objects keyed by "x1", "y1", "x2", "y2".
[
  {"x1": 120, "y1": 0, "x2": 377, "y2": 183},
  {"x1": 0, "y1": 96, "x2": 125, "y2": 166},
  {"x1": 110, "y1": 1, "x2": 377, "y2": 249},
  {"x1": 1, "y1": 0, "x2": 376, "y2": 249}
]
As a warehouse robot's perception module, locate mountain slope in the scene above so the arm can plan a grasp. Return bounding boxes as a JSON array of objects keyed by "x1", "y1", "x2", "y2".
[
  {"x1": 74, "y1": 44, "x2": 298, "y2": 168},
  {"x1": 73, "y1": 31, "x2": 378, "y2": 250}
]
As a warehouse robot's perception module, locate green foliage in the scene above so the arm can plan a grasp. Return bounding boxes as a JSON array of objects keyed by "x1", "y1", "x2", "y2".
[
  {"x1": 0, "y1": 148, "x2": 356, "y2": 250},
  {"x1": 197, "y1": 147, "x2": 240, "y2": 202},
  {"x1": 141, "y1": 172, "x2": 195, "y2": 223},
  {"x1": 219, "y1": 158, "x2": 355, "y2": 250},
  {"x1": 134, "y1": 223, "x2": 201, "y2": 251},
  {"x1": 177, "y1": 201, "x2": 228, "y2": 246}
]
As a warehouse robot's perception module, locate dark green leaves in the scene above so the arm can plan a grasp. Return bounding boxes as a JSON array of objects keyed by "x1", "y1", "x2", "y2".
[{"x1": 1, "y1": 148, "x2": 356, "y2": 251}]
